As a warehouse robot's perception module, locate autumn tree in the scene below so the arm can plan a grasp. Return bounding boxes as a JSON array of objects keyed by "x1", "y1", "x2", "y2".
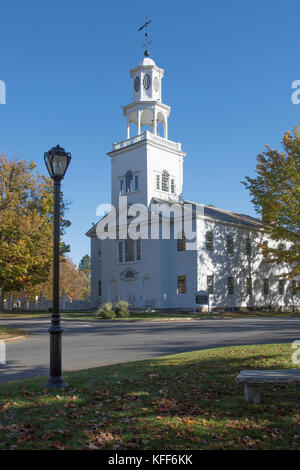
[
  {"x1": 60, "y1": 258, "x2": 86, "y2": 299},
  {"x1": 243, "y1": 128, "x2": 300, "y2": 279},
  {"x1": 26, "y1": 257, "x2": 86, "y2": 300},
  {"x1": 78, "y1": 254, "x2": 91, "y2": 295},
  {"x1": 0, "y1": 155, "x2": 70, "y2": 311}
]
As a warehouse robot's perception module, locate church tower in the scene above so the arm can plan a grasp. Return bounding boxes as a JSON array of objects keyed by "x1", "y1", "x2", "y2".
[{"x1": 107, "y1": 55, "x2": 186, "y2": 209}]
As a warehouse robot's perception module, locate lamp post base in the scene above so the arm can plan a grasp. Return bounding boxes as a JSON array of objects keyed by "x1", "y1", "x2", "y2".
[{"x1": 45, "y1": 376, "x2": 68, "y2": 388}]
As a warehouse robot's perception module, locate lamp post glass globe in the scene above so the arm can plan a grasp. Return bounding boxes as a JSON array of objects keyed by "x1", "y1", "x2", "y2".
[{"x1": 44, "y1": 145, "x2": 71, "y2": 180}]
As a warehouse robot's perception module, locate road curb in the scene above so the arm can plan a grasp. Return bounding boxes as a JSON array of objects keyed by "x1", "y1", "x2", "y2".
[{"x1": 2, "y1": 335, "x2": 27, "y2": 343}]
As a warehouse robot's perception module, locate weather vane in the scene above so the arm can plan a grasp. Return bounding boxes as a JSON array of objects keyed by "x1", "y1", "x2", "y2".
[{"x1": 138, "y1": 16, "x2": 152, "y2": 57}]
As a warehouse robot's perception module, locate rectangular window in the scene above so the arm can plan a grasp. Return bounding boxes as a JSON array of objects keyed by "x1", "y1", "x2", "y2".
[
  {"x1": 156, "y1": 174, "x2": 160, "y2": 190},
  {"x1": 206, "y1": 231, "x2": 213, "y2": 252},
  {"x1": 291, "y1": 280, "x2": 298, "y2": 295},
  {"x1": 136, "y1": 239, "x2": 141, "y2": 260},
  {"x1": 227, "y1": 235, "x2": 233, "y2": 254},
  {"x1": 228, "y1": 276, "x2": 234, "y2": 295},
  {"x1": 246, "y1": 277, "x2": 252, "y2": 295},
  {"x1": 135, "y1": 175, "x2": 139, "y2": 191},
  {"x1": 162, "y1": 171, "x2": 169, "y2": 192},
  {"x1": 126, "y1": 171, "x2": 133, "y2": 193},
  {"x1": 177, "y1": 275, "x2": 186, "y2": 294},
  {"x1": 98, "y1": 280, "x2": 102, "y2": 297},
  {"x1": 120, "y1": 179, "x2": 124, "y2": 194},
  {"x1": 98, "y1": 246, "x2": 102, "y2": 258},
  {"x1": 246, "y1": 237, "x2": 251, "y2": 257},
  {"x1": 207, "y1": 275, "x2": 214, "y2": 294},
  {"x1": 171, "y1": 179, "x2": 175, "y2": 193},
  {"x1": 263, "y1": 278, "x2": 269, "y2": 295},
  {"x1": 279, "y1": 280, "x2": 284, "y2": 295},
  {"x1": 262, "y1": 241, "x2": 268, "y2": 260},
  {"x1": 177, "y1": 234, "x2": 186, "y2": 252},
  {"x1": 118, "y1": 241, "x2": 123, "y2": 263},
  {"x1": 125, "y1": 238, "x2": 134, "y2": 262}
]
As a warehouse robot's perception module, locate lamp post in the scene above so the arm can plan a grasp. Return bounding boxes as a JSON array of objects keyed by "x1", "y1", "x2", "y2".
[{"x1": 44, "y1": 145, "x2": 71, "y2": 388}]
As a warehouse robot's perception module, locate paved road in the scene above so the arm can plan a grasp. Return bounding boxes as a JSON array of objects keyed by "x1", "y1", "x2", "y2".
[{"x1": 0, "y1": 316, "x2": 299, "y2": 384}]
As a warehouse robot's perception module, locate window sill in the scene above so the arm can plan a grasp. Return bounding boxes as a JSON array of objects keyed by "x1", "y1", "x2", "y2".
[
  {"x1": 120, "y1": 190, "x2": 141, "y2": 196},
  {"x1": 155, "y1": 190, "x2": 176, "y2": 196},
  {"x1": 117, "y1": 260, "x2": 142, "y2": 265}
]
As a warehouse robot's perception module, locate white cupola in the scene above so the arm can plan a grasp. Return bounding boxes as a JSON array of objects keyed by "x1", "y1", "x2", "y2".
[
  {"x1": 131, "y1": 56, "x2": 162, "y2": 102},
  {"x1": 123, "y1": 56, "x2": 171, "y2": 140}
]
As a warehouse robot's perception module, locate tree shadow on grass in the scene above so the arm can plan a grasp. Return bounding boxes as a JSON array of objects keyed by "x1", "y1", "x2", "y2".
[
  {"x1": 0, "y1": 344, "x2": 299, "y2": 450},
  {"x1": 0, "y1": 362, "x2": 48, "y2": 384}
]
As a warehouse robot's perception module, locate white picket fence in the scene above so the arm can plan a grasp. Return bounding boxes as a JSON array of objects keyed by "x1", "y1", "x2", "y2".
[{"x1": 3, "y1": 289, "x2": 90, "y2": 312}]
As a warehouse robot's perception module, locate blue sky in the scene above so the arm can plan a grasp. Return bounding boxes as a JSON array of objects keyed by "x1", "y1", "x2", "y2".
[{"x1": 1, "y1": 0, "x2": 299, "y2": 265}]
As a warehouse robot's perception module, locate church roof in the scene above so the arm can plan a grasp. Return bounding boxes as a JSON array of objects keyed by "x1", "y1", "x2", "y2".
[
  {"x1": 196, "y1": 202, "x2": 262, "y2": 227},
  {"x1": 199, "y1": 204, "x2": 262, "y2": 227},
  {"x1": 85, "y1": 224, "x2": 97, "y2": 237},
  {"x1": 140, "y1": 57, "x2": 156, "y2": 66},
  {"x1": 152, "y1": 197, "x2": 263, "y2": 228},
  {"x1": 85, "y1": 198, "x2": 262, "y2": 237}
]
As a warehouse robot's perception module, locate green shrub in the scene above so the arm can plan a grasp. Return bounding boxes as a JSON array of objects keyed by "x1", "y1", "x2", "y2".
[
  {"x1": 101, "y1": 309, "x2": 116, "y2": 319},
  {"x1": 94, "y1": 303, "x2": 115, "y2": 319},
  {"x1": 113, "y1": 300, "x2": 130, "y2": 318}
]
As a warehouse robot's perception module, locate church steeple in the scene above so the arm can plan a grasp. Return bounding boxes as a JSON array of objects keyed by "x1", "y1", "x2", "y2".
[{"x1": 123, "y1": 56, "x2": 171, "y2": 140}]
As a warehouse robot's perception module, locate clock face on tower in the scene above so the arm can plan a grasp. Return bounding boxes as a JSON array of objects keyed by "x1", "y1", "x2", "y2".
[
  {"x1": 143, "y1": 74, "x2": 151, "y2": 90},
  {"x1": 154, "y1": 76, "x2": 159, "y2": 92},
  {"x1": 134, "y1": 76, "x2": 140, "y2": 92}
]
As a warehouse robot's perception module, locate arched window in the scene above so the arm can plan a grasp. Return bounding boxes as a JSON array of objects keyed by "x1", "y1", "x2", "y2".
[
  {"x1": 125, "y1": 270, "x2": 134, "y2": 279},
  {"x1": 125, "y1": 171, "x2": 133, "y2": 193},
  {"x1": 162, "y1": 170, "x2": 169, "y2": 192}
]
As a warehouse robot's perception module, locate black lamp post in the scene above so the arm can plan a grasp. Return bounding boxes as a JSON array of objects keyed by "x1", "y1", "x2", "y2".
[{"x1": 44, "y1": 145, "x2": 71, "y2": 388}]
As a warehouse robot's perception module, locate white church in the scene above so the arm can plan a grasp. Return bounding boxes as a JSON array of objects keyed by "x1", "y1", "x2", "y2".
[{"x1": 86, "y1": 53, "x2": 298, "y2": 312}]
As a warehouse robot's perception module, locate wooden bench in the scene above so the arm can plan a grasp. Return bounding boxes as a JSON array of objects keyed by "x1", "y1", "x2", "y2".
[{"x1": 236, "y1": 369, "x2": 300, "y2": 403}]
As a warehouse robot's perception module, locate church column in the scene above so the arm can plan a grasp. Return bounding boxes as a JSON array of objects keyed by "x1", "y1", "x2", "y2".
[
  {"x1": 137, "y1": 110, "x2": 141, "y2": 135},
  {"x1": 126, "y1": 117, "x2": 130, "y2": 139},
  {"x1": 164, "y1": 116, "x2": 168, "y2": 140},
  {"x1": 153, "y1": 108, "x2": 157, "y2": 135}
]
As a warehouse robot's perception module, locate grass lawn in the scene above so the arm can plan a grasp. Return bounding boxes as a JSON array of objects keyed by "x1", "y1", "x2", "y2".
[
  {"x1": 0, "y1": 343, "x2": 300, "y2": 450},
  {"x1": 0, "y1": 313, "x2": 49, "y2": 319},
  {"x1": 0, "y1": 327, "x2": 26, "y2": 340},
  {"x1": 62, "y1": 311, "x2": 201, "y2": 320},
  {"x1": 2, "y1": 310, "x2": 300, "y2": 321}
]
